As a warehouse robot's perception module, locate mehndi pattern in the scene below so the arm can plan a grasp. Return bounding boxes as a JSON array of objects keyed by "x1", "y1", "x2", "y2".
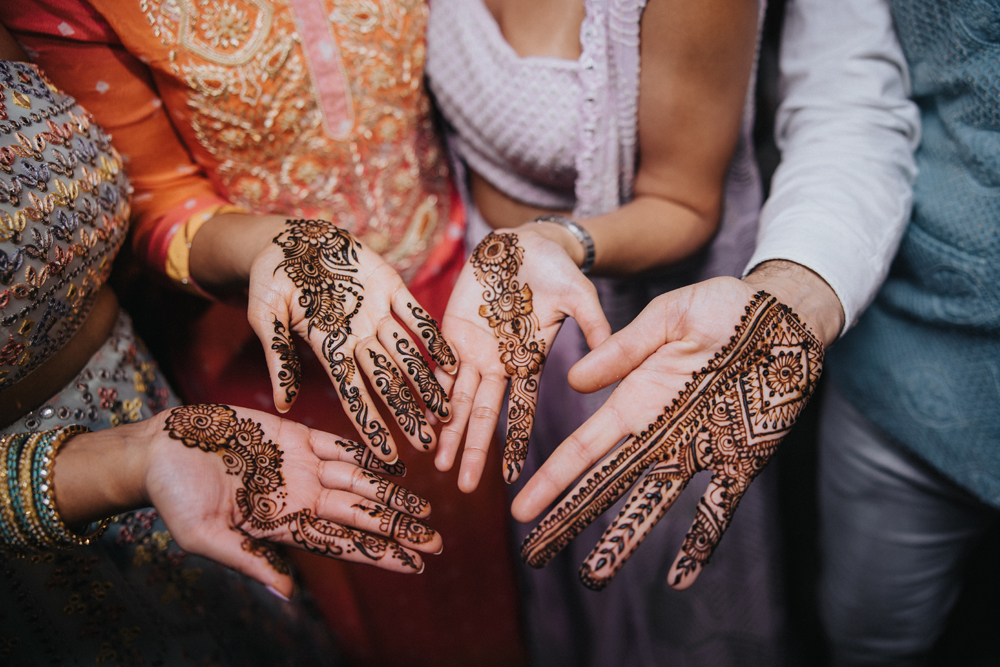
[
  {"x1": 521, "y1": 292, "x2": 824, "y2": 590},
  {"x1": 471, "y1": 232, "x2": 546, "y2": 482},
  {"x1": 164, "y1": 404, "x2": 420, "y2": 570}
]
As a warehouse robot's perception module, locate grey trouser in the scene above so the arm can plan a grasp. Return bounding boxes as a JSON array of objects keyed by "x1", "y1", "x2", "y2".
[{"x1": 817, "y1": 384, "x2": 997, "y2": 666}]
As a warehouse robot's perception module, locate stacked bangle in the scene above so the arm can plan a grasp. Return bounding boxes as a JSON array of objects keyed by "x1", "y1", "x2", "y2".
[{"x1": 0, "y1": 426, "x2": 111, "y2": 553}]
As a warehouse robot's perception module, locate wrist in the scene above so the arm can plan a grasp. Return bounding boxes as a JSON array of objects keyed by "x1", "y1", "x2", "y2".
[
  {"x1": 189, "y1": 214, "x2": 288, "y2": 294},
  {"x1": 521, "y1": 217, "x2": 592, "y2": 271},
  {"x1": 53, "y1": 420, "x2": 155, "y2": 524},
  {"x1": 744, "y1": 260, "x2": 844, "y2": 347}
]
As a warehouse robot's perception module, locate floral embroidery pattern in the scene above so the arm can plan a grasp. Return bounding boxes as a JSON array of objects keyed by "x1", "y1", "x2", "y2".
[{"x1": 134, "y1": 0, "x2": 451, "y2": 280}]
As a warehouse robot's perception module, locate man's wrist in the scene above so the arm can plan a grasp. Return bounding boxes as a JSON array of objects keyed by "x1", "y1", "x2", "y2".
[{"x1": 744, "y1": 260, "x2": 844, "y2": 347}]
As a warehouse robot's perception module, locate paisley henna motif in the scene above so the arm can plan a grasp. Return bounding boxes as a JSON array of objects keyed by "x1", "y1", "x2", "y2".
[
  {"x1": 270, "y1": 316, "x2": 301, "y2": 404},
  {"x1": 408, "y1": 302, "x2": 457, "y2": 368},
  {"x1": 470, "y1": 233, "x2": 547, "y2": 482},
  {"x1": 393, "y1": 332, "x2": 450, "y2": 420},
  {"x1": 367, "y1": 349, "x2": 433, "y2": 449},
  {"x1": 273, "y1": 219, "x2": 392, "y2": 457},
  {"x1": 520, "y1": 292, "x2": 824, "y2": 590},
  {"x1": 164, "y1": 404, "x2": 422, "y2": 571}
]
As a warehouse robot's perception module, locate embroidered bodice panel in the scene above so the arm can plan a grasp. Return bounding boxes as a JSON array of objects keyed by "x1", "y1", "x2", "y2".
[
  {"x1": 91, "y1": 0, "x2": 452, "y2": 279},
  {"x1": 427, "y1": 0, "x2": 581, "y2": 211},
  {"x1": 0, "y1": 61, "x2": 131, "y2": 391}
]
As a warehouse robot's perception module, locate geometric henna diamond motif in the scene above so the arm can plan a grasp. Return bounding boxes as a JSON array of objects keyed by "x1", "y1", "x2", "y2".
[{"x1": 739, "y1": 343, "x2": 812, "y2": 438}]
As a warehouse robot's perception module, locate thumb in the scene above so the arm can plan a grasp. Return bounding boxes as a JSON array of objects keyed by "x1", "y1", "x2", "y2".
[
  {"x1": 566, "y1": 278, "x2": 612, "y2": 351},
  {"x1": 568, "y1": 291, "x2": 680, "y2": 393},
  {"x1": 184, "y1": 524, "x2": 295, "y2": 599}
]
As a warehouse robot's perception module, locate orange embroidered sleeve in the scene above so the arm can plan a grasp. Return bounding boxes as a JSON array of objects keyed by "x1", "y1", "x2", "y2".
[{"x1": 2, "y1": 3, "x2": 233, "y2": 283}]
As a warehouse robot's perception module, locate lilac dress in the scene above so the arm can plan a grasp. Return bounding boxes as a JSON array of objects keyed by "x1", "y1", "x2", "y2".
[{"x1": 427, "y1": 2, "x2": 788, "y2": 665}]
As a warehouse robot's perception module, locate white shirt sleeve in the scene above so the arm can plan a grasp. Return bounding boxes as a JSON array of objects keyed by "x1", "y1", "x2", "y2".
[{"x1": 744, "y1": 0, "x2": 921, "y2": 335}]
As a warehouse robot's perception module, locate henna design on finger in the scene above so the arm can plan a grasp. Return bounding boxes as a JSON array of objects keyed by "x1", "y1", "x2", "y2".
[
  {"x1": 393, "y1": 332, "x2": 450, "y2": 419},
  {"x1": 408, "y1": 302, "x2": 456, "y2": 367},
  {"x1": 274, "y1": 219, "x2": 391, "y2": 457},
  {"x1": 238, "y1": 529, "x2": 290, "y2": 575},
  {"x1": 338, "y1": 438, "x2": 407, "y2": 477},
  {"x1": 165, "y1": 404, "x2": 420, "y2": 571},
  {"x1": 270, "y1": 316, "x2": 301, "y2": 404},
  {"x1": 471, "y1": 233, "x2": 546, "y2": 482},
  {"x1": 368, "y1": 349, "x2": 433, "y2": 448},
  {"x1": 359, "y1": 469, "x2": 429, "y2": 515},
  {"x1": 520, "y1": 292, "x2": 824, "y2": 590},
  {"x1": 353, "y1": 502, "x2": 437, "y2": 545}
]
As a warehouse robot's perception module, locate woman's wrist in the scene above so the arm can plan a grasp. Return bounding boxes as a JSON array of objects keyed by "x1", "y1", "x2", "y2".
[
  {"x1": 52, "y1": 419, "x2": 157, "y2": 525},
  {"x1": 517, "y1": 220, "x2": 588, "y2": 268},
  {"x1": 189, "y1": 213, "x2": 289, "y2": 296}
]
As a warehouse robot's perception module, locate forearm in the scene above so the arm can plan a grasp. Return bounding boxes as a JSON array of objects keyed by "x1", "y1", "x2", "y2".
[
  {"x1": 188, "y1": 213, "x2": 288, "y2": 296},
  {"x1": 508, "y1": 194, "x2": 718, "y2": 277},
  {"x1": 52, "y1": 420, "x2": 156, "y2": 525},
  {"x1": 744, "y1": 259, "x2": 844, "y2": 347}
]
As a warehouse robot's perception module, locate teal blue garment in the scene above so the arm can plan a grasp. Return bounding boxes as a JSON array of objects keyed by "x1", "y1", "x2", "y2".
[{"x1": 829, "y1": 0, "x2": 1000, "y2": 507}]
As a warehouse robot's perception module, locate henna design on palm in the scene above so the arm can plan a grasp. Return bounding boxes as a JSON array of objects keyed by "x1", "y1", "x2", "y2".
[
  {"x1": 367, "y1": 349, "x2": 433, "y2": 449},
  {"x1": 408, "y1": 302, "x2": 457, "y2": 368},
  {"x1": 353, "y1": 502, "x2": 438, "y2": 546},
  {"x1": 164, "y1": 404, "x2": 421, "y2": 570},
  {"x1": 358, "y1": 469, "x2": 429, "y2": 516},
  {"x1": 273, "y1": 219, "x2": 391, "y2": 457},
  {"x1": 521, "y1": 292, "x2": 824, "y2": 590},
  {"x1": 270, "y1": 316, "x2": 301, "y2": 405},
  {"x1": 393, "y1": 332, "x2": 450, "y2": 420},
  {"x1": 471, "y1": 233, "x2": 547, "y2": 482}
]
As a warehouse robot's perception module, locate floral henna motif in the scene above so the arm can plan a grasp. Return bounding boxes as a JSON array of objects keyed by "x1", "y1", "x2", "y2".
[
  {"x1": 367, "y1": 350, "x2": 433, "y2": 449},
  {"x1": 393, "y1": 332, "x2": 450, "y2": 420},
  {"x1": 274, "y1": 219, "x2": 392, "y2": 457},
  {"x1": 520, "y1": 292, "x2": 824, "y2": 590},
  {"x1": 471, "y1": 233, "x2": 547, "y2": 482},
  {"x1": 353, "y1": 502, "x2": 437, "y2": 546},
  {"x1": 164, "y1": 404, "x2": 420, "y2": 571},
  {"x1": 270, "y1": 316, "x2": 301, "y2": 404},
  {"x1": 408, "y1": 302, "x2": 456, "y2": 368}
]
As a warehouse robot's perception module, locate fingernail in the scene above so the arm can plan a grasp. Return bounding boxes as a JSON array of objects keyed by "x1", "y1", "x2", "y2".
[
  {"x1": 386, "y1": 454, "x2": 399, "y2": 465},
  {"x1": 417, "y1": 562, "x2": 426, "y2": 574},
  {"x1": 435, "y1": 544, "x2": 444, "y2": 555},
  {"x1": 266, "y1": 585, "x2": 290, "y2": 602}
]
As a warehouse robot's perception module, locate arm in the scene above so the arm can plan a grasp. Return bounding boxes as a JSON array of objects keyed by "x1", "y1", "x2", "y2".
[
  {"x1": 6, "y1": 406, "x2": 441, "y2": 598},
  {"x1": 746, "y1": 0, "x2": 920, "y2": 334},
  {"x1": 476, "y1": 0, "x2": 760, "y2": 275},
  {"x1": 510, "y1": 0, "x2": 919, "y2": 590}
]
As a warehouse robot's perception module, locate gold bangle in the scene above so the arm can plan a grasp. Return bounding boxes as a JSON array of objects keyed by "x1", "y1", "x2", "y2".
[
  {"x1": 17, "y1": 432, "x2": 52, "y2": 550},
  {"x1": 0, "y1": 434, "x2": 31, "y2": 553},
  {"x1": 43, "y1": 425, "x2": 110, "y2": 547}
]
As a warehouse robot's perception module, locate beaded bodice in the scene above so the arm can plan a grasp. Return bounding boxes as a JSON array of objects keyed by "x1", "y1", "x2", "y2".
[
  {"x1": 0, "y1": 61, "x2": 130, "y2": 392},
  {"x1": 90, "y1": 0, "x2": 452, "y2": 279}
]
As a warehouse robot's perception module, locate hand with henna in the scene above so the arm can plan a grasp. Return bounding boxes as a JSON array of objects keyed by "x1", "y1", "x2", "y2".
[
  {"x1": 242, "y1": 218, "x2": 457, "y2": 464},
  {"x1": 434, "y1": 228, "x2": 612, "y2": 492},
  {"x1": 513, "y1": 268, "x2": 839, "y2": 591}
]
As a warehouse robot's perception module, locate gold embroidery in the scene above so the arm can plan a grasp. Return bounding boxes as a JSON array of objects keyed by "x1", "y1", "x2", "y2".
[{"x1": 135, "y1": 0, "x2": 451, "y2": 280}]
